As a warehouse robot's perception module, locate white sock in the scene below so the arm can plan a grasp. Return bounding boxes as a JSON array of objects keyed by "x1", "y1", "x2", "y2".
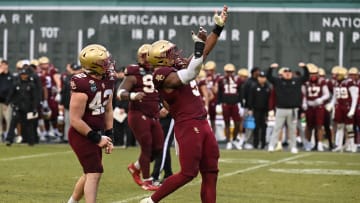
[
  {"x1": 134, "y1": 160, "x2": 140, "y2": 169},
  {"x1": 67, "y1": 196, "x2": 78, "y2": 203}
]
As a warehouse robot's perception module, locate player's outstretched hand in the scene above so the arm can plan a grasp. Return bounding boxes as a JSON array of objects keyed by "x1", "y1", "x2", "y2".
[
  {"x1": 192, "y1": 27, "x2": 207, "y2": 43},
  {"x1": 214, "y1": 5, "x2": 228, "y2": 27},
  {"x1": 298, "y1": 62, "x2": 306, "y2": 68},
  {"x1": 270, "y1": 63, "x2": 279, "y2": 69}
]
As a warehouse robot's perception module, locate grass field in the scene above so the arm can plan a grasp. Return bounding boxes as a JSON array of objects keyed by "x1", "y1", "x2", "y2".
[{"x1": 0, "y1": 143, "x2": 359, "y2": 203}]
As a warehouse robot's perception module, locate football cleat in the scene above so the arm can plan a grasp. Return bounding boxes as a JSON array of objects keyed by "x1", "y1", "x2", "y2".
[
  {"x1": 232, "y1": 139, "x2": 243, "y2": 150},
  {"x1": 275, "y1": 141, "x2": 283, "y2": 151},
  {"x1": 226, "y1": 142, "x2": 232, "y2": 150},
  {"x1": 291, "y1": 147, "x2": 299, "y2": 154},
  {"x1": 127, "y1": 163, "x2": 142, "y2": 186},
  {"x1": 317, "y1": 142, "x2": 324, "y2": 152},
  {"x1": 141, "y1": 180, "x2": 160, "y2": 191},
  {"x1": 332, "y1": 146, "x2": 343, "y2": 152}
]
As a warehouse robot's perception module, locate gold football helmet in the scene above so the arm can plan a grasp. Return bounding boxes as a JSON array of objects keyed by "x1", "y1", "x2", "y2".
[
  {"x1": 224, "y1": 63, "x2": 235, "y2": 72},
  {"x1": 336, "y1": 66, "x2": 347, "y2": 81},
  {"x1": 204, "y1": 61, "x2": 216, "y2": 71},
  {"x1": 147, "y1": 40, "x2": 177, "y2": 67},
  {"x1": 197, "y1": 69, "x2": 206, "y2": 79},
  {"x1": 331, "y1": 65, "x2": 341, "y2": 75},
  {"x1": 307, "y1": 63, "x2": 319, "y2": 74},
  {"x1": 79, "y1": 44, "x2": 112, "y2": 75},
  {"x1": 16, "y1": 60, "x2": 23, "y2": 69},
  {"x1": 237, "y1": 68, "x2": 249, "y2": 77},
  {"x1": 137, "y1": 44, "x2": 151, "y2": 66},
  {"x1": 348, "y1": 67, "x2": 358, "y2": 75},
  {"x1": 318, "y1": 68, "x2": 326, "y2": 76},
  {"x1": 30, "y1": 59, "x2": 39, "y2": 66},
  {"x1": 38, "y1": 56, "x2": 50, "y2": 64}
]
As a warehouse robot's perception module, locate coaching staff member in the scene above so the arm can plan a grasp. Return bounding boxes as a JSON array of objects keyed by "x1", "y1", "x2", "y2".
[{"x1": 267, "y1": 62, "x2": 309, "y2": 153}]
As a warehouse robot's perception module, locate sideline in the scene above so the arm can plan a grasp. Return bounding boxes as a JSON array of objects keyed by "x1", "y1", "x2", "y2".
[
  {"x1": 0, "y1": 151, "x2": 72, "y2": 161},
  {"x1": 112, "y1": 153, "x2": 311, "y2": 203}
]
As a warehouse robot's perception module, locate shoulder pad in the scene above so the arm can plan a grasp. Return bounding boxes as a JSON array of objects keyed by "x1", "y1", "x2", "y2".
[
  {"x1": 70, "y1": 72, "x2": 89, "y2": 93},
  {"x1": 153, "y1": 66, "x2": 175, "y2": 89},
  {"x1": 125, "y1": 64, "x2": 140, "y2": 75}
]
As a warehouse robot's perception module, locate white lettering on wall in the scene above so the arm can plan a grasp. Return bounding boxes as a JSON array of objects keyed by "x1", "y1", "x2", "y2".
[
  {"x1": 310, "y1": 31, "x2": 321, "y2": 42},
  {"x1": 100, "y1": 14, "x2": 167, "y2": 25},
  {"x1": 326, "y1": 31, "x2": 334, "y2": 43},
  {"x1": 40, "y1": 27, "x2": 60, "y2": 38},
  {"x1": 38, "y1": 43, "x2": 47, "y2": 53},
  {"x1": 322, "y1": 17, "x2": 360, "y2": 28},
  {"x1": 261, "y1": 30, "x2": 270, "y2": 42},
  {"x1": 353, "y1": 32, "x2": 360, "y2": 43}
]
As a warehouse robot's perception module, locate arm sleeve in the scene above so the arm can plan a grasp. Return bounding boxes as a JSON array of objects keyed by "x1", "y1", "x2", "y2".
[
  {"x1": 319, "y1": 85, "x2": 330, "y2": 103},
  {"x1": 301, "y1": 66, "x2": 310, "y2": 83},
  {"x1": 177, "y1": 56, "x2": 203, "y2": 84},
  {"x1": 266, "y1": 68, "x2": 275, "y2": 84},
  {"x1": 349, "y1": 86, "x2": 359, "y2": 113},
  {"x1": 248, "y1": 85, "x2": 254, "y2": 110}
]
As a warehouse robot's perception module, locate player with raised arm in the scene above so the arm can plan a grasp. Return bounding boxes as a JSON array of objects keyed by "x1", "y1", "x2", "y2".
[{"x1": 140, "y1": 5, "x2": 228, "y2": 203}]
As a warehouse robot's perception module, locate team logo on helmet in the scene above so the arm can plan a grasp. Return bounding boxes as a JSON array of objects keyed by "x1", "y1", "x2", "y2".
[
  {"x1": 79, "y1": 44, "x2": 113, "y2": 75},
  {"x1": 147, "y1": 40, "x2": 180, "y2": 67}
]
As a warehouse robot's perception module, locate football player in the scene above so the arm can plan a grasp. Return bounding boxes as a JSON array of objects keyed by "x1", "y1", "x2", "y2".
[
  {"x1": 38, "y1": 56, "x2": 62, "y2": 141},
  {"x1": 67, "y1": 44, "x2": 114, "y2": 203},
  {"x1": 116, "y1": 43, "x2": 164, "y2": 191},
  {"x1": 302, "y1": 64, "x2": 330, "y2": 151},
  {"x1": 330, "y1": 67, "x2": 359, "y2": 152},
  {"x1": 140, "y1": 5, "x2": 228, "y2": 203},
  {"x1": 217, "y1": 63, "x2": 243, "y2": 150},
  {"x1": 203, "y1": 60, "x2": 220, "y2": 133},
  {"x1": 318, "y1": 67, "x2": 334, "y2": 150}
]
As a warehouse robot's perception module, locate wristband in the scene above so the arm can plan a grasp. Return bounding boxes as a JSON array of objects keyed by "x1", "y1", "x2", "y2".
[
  {"x1": 212, "y1": 24, "x2": 224, "y2": 36},
  {"x1": 194, "y1": 42, "x2": 205, "y2": 58},
  {"x1": 87, "y1": 130, "x2": 101, "y2": 143},
  {"x1": 130, "y1": 92, "x2": 137, "y2": 100},
  {"x1": 105, "y1": 128, "x2": 114, "y2": 140},
  {"x1": 117, "y1": 89, "x2": 126, "y2": 99}
]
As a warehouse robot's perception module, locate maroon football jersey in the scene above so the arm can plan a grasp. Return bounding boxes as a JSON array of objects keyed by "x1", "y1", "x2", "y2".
[
  {"x1": 125, "y1": 64, "x2": 160, "y2": 118},
  {"x1": 217, "y1": 74, "x2": 242, "y2": 104},
  {"x1": 41, "y1": 66, "x2": 59, "y2": 97},
  {"x1": 197, "y1": 78, "x2": 207, "y2": 97},
  {"x1": 70, "y1": 72, "x2": 115, "y2": 130},
  {"x1": 334, "y1": 78, "x2": 357, "y2": 105},
  {"x1": 206, "y1": 73, "x2": 220, "y2": 104},
  {"x1": 153, "y1": 66, "x2": 207, "y2": 123},
  {"x1": 304, "y1": 77, "x2": 327, "y2": 102}
]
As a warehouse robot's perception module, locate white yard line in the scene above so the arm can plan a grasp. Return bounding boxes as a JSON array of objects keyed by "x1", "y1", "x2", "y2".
[
  {"x1": 0, "y1": 151, "x2": 72, "y2": 161},
  {"x1": 198, "y1": 153, "x2": 311, "y2": 181},
  {"x1": 112, "y1": 153, "x2": 311, "y2": 203}
]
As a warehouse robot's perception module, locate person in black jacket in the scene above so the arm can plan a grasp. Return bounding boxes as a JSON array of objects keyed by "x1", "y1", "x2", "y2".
[
  {"x1": 248, "y1": 71, "x2": 271, "y2": 149},
  {"x1": 267, "y1": 62, "x2": 309, "y2": 153},
  {"x1": 6, "y1": 66, "x2": 40, "y2": 146},
  {"x1": 59, "y1": 63, "x2": 83, "y2": 142},
  {"x1": 0, "y1": 59, "x2": 13, "y2": 140}
]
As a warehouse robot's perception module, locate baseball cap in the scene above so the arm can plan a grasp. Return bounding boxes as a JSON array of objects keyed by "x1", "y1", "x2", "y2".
[
  {"x1": 19, "y1": 68, "x2": 29, "y2": 75},
  {"x1": 259, "y1": 71, "x2": 266, "y2": 77},
  {"x1": 70, "y1": 63, "x2": 81, "y2": 71},
  {"x1": 283, "y1": 67, "x2": 291, "y2": 72}
]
